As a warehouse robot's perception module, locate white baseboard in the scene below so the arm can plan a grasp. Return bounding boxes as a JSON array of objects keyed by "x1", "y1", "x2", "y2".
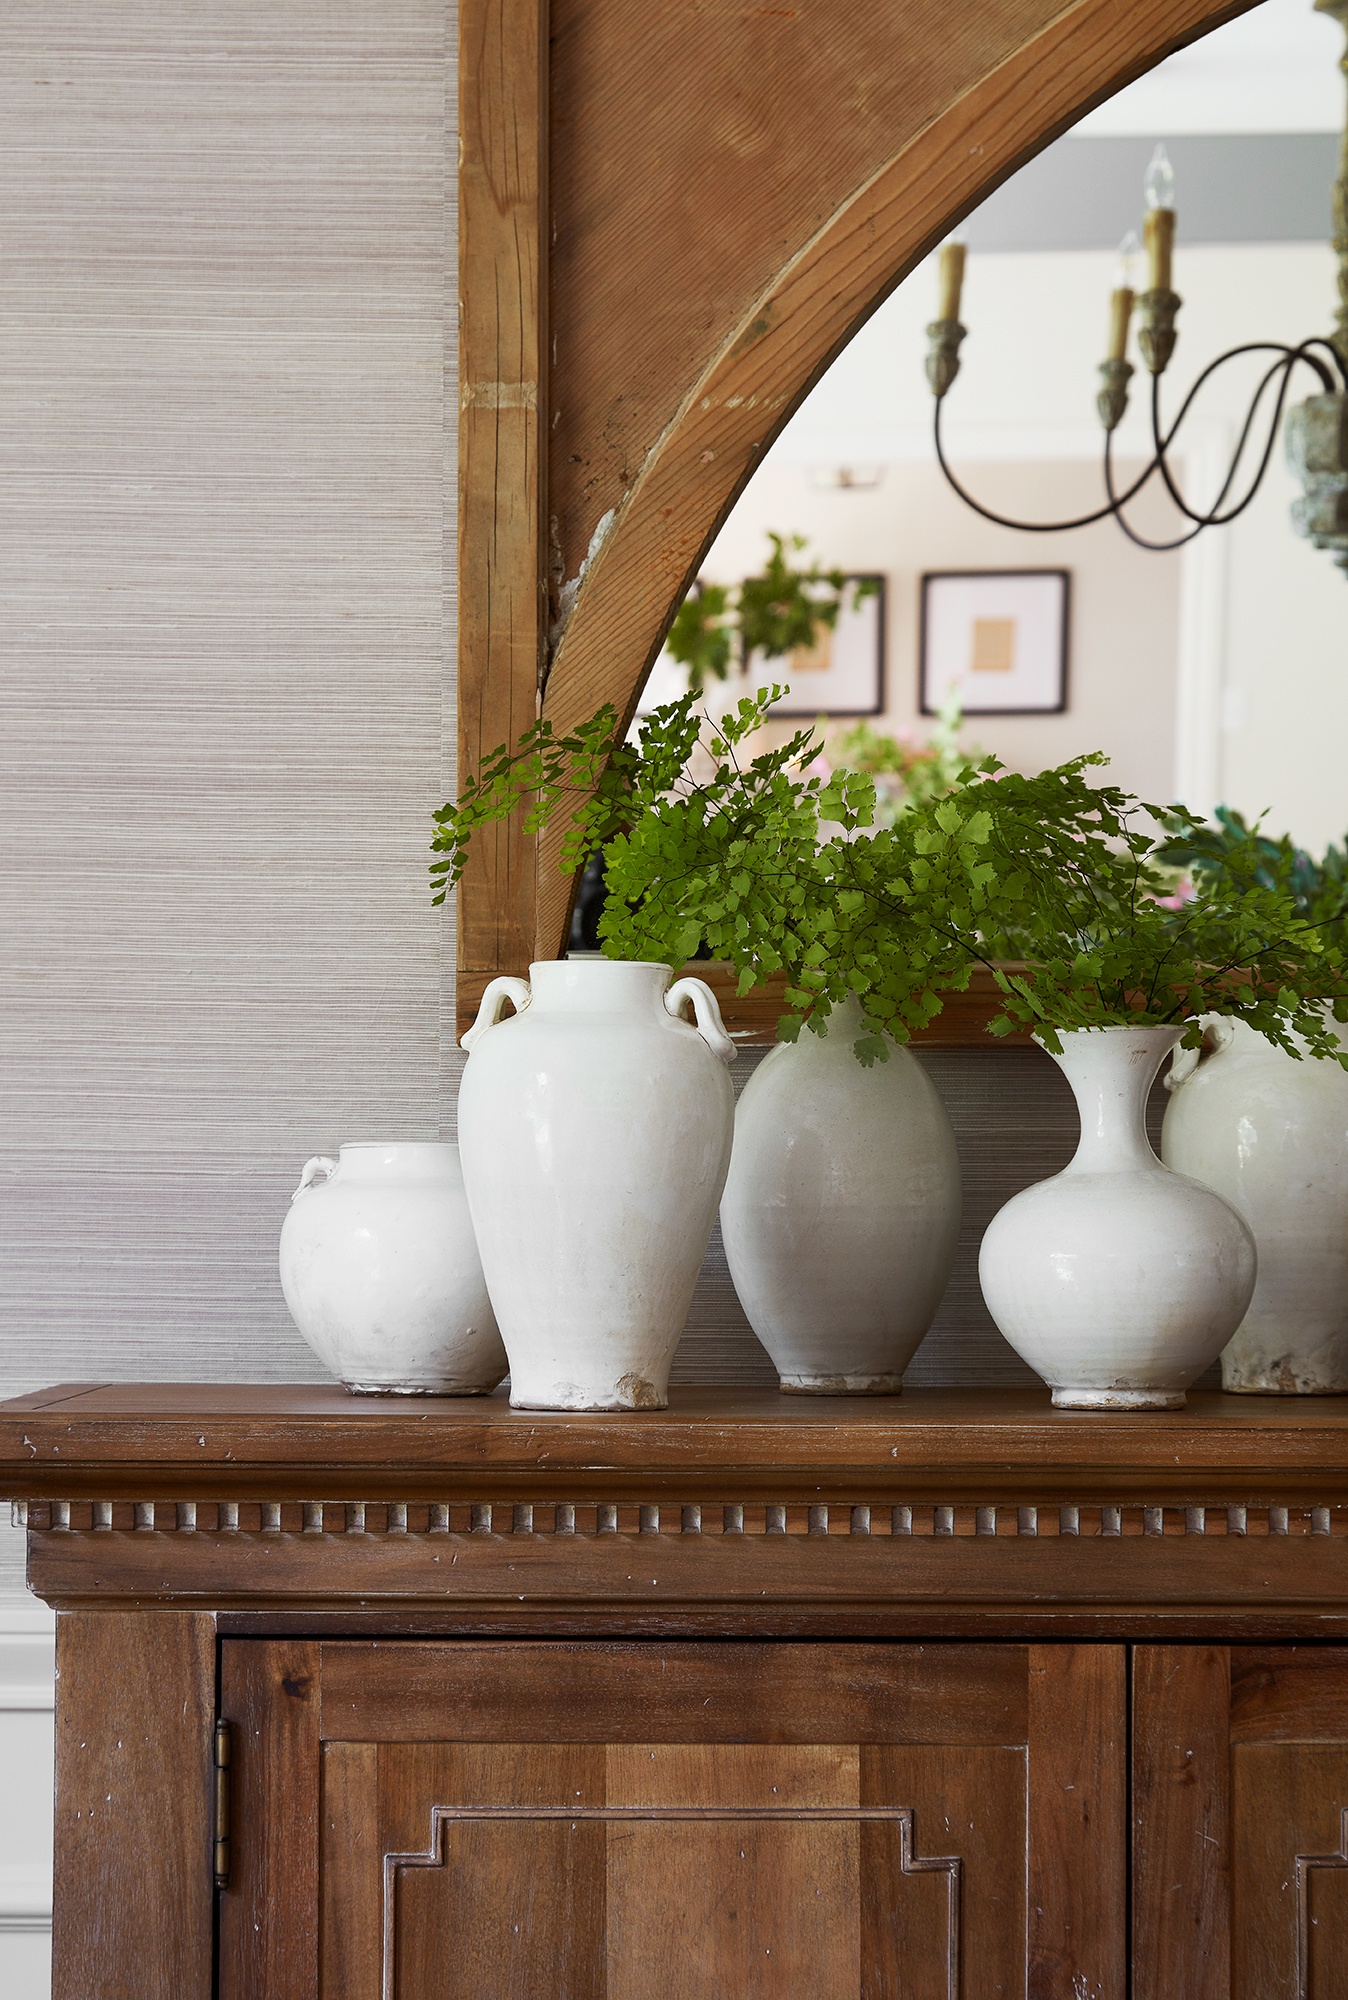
[
  {"x1": 0, "y1": 1867, "x2": 52, "y2": 1933},
  {"x1": 0, "y1": 1594, "x2": 55, "y2": 1934},
  {"x1": 0, "y1": 1597, "x2": 55, "y2": 1637},
  {"x1": 0, "y1": 1597, "x2": 55, "y2": 1712}
]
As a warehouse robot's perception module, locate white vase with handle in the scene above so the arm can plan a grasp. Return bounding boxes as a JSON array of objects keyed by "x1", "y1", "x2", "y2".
[
  {"x1": 719, "y1": 995, "x2": 960, "y2": 1391},
  {"x1": 458, "y1": 958, "x2": 736, "y2": 1410},
  {"x1": 978, "y1": 1024, "x2": 1257, "y2": 1408},
  {"x1": 279, "y1": 1141, "x2": 506, "y2": 1394},
  {"x1": 1163, "y1": 1013, "x2": 1348, "y2": 1393}
]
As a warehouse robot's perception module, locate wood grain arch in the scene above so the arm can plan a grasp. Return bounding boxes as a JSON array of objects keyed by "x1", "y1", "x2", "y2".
[{"x1": 457, "y1": 0, "x2": 1259, "y2": 1003}]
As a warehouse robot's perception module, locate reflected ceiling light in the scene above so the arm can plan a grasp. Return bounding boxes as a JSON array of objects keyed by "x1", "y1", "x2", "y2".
[{"x1": 924, "y1": 4, "x2": 1348, "y2": 574}]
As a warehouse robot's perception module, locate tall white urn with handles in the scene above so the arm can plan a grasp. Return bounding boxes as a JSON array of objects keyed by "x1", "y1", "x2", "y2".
[
  {"x1": 719, "y1": 996, "x2": 960, "y2": 1391},
  {"x1": 978, "y1": 1025, "x2": 1256, "y2": 1408},
  {"x1": 1162, "y1": 1014, "x2": 1348, "y2": 1392},
  {"x1": 458, "y1": 959, "x2": 736, "y2": 1410},
  {"x1": 279, "y1": 1142, "x2": 506, "y2": 1394}
]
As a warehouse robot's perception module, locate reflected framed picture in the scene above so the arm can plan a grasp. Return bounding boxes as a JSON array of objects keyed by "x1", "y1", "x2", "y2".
[
  {"x1": 742, "y1": 573, "x2": 885, "y2": 716},
  {"x1": 919, "y1": 568, "x2": 1069, "y2": 716}
]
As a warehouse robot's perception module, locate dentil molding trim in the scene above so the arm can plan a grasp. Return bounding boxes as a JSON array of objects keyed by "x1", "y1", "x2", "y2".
[{"x1": 12, "y1": 1498, "x2": 1348, "y2": 1539}]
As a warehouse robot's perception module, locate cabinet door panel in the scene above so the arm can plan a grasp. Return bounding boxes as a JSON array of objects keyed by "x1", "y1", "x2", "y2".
[
  {"x1": 341, "y1": 1736, "x2": 1012, "y2": 2000},
  {"x1": 1231, "y1": 1745, "x2": 1348, "y2": 2000},
  {"x1": 1134, "y1": 1645, "x2": 1348, "y2": 2000},
  {"x1": 225, "y1": 1639, "x2": 1125, "y2": 2000},
  {"x1": 863, "y1": 1745, "x2": 1026, "y2": 2000}
]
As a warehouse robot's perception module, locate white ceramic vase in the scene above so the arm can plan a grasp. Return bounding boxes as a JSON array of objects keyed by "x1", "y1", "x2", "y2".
[
  {"x1": 1162, "y1": 1014, "x2": 1348, "y2": 1392},
  {"x1": 719, "y1": 996, "x2": 960, "y2": 1392},
  {"x1": 279, "y1": 1142, "x2": 506, "y2": 1394},
  {"x1": 978, "y1": 1025, "x2": 1257, "y2": 1408},
  {"x1": 457, "y1": 959, "x2": 736, "y2": 1410}
]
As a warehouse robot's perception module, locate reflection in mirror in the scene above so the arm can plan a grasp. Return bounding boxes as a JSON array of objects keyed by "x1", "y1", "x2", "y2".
[{"x1": 641, "y1": 0, "x2": 1347, "y2": 858}]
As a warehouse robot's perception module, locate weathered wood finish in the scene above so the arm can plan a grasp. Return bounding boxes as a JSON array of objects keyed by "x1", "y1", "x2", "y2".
[
  {"x1": 453, "y1": 0, "x2": 1260, "y2": 992},
  {"x1": 545, "y1": 0, "x2": 1255, "y2": 638},
  {"x1": 1132, "y1": 1646, "x2": 1233, "y2": 2000},
  {"x1": 318, "y1": 1639, "x2": 1029, "y2": 1744},
  {"x1": 7, "y1": 1386, "x2": 1348, "y2": 1634},
  {"x1": 11, "y1": 1382, "x2": 1348, "y2": 1486},
  {"x1": 292, "y1": 1640, "x2": 1119, "y2": 1999},
  {"x1": 219, "y1": 1639, "x2": 322, "y2": 2000},
  {"x1": 9, "y1": 1387, "x2": 1348, "y2": 1991},
  {"x1": 1027, "y1": 1644, "x2": 1128, "y2": 1999},
  {"x1": 457, "y1": 0, "x2": 548, "y2": 983},
  {"x1": 376, "y1": 1744, "x2": 607, "y2": 2000},
  {"x1": 1133, "y1": 1646, "x2": 1348, "y2": 1998},
  {"x1": 456, "y1": 960, "x2": 1038, "y2": 1047},
  {"x1": 320, "y1": 1741, "x2": 383, "y2": 2000},
  {"x1": 52, "y1": 1611, "x2": 216, "y2": 2000},
  {"x1": 536, "y1": 0, "x2": 1259, "y2": 959}
]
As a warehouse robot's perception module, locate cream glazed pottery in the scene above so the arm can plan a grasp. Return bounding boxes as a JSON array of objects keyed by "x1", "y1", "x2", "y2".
[
  {"x1": 279, "y1": 1142, "x2": 506, "y2": 1394},
  {"x1": 719, "y1": 995, "x2": 960, "y2": 1392},
  {"x1": 978, "y1": 1025, "x2": 1256, "y2": 1408},
  {"x1": 1163, "y1": 1014, "x2": 1348, "y2": 1392},
  {"x1": 457, "y1": 959, "x2": 736, "y2": 1410}
]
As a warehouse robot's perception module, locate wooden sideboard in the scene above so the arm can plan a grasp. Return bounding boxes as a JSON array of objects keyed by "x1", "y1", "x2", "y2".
[{"x1": 4, "y1": 1381, "x2": 1348, "y2": 1999}]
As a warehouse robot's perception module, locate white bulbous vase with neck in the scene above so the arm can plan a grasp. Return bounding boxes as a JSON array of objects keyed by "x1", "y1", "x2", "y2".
[
  {"x1": 978, "y1": 1024, "x2": 1257, "y2": 1409},
  {"x1": 1163, "y1": 1013, "x2": 1348, "y2": 1392},
  {"x1": 457, "y1": 958, "x2": 736, "y2": 1411},
  {"x1": 719, "y1": 995, "x2": 960, "y2": 1391}
]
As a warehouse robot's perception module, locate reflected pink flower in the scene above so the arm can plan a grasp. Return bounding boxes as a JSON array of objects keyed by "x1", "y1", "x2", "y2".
[{"x1": 1153, "y1": 876, "x2": 1195, "y2": 910}]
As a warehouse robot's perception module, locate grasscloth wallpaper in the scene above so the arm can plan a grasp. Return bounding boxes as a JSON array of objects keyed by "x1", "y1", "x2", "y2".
[
  {"x1": 0, "y1": 1, "x2": 1148, "y2": 1602},
  {"x1": 0, "y1": 2, "x2": 458, "y2": 1592}
]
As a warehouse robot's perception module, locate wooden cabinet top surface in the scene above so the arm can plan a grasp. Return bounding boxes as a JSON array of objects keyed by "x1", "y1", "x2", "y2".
[
  {"x1": 4, "y1": 1382, "x2": 1348, "y2": 1491},
  {"x1": 6, "y1": 1386, "x2": 1348, "y2": 1635}
]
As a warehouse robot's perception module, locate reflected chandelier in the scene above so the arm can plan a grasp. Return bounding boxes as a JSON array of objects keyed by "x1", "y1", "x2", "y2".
[{"x1": 924, "y1": 0, "x2": 1348, "y2": 574}]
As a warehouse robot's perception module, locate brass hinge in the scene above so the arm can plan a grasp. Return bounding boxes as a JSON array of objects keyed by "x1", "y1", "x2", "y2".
[{"x1": 213, "y1": 1718, "x2": 232, "y2": 1891}]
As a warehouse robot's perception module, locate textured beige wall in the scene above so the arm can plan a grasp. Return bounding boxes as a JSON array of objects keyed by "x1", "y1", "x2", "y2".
[{"x1": 0, "y1": 2, "x2": 457, "y2": 1594}]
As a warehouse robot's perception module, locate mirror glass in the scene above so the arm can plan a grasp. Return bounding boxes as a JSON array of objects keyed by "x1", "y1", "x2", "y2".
[{"x1": 642, "y1": 0, "x2": 1346, "y2": 854}]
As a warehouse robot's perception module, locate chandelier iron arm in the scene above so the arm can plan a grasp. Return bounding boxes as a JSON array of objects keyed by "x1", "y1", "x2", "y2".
[
  {"x1": 1146, "y1": 345, "x2": 1338, "y2": 528},
  {"x1": 931, "y1": 340, "x2": 1340, "y2": 544},
  {"x1": 931, "y1": 395, "x2": 1155, "y2": 533},
  {"x1": 1102, "y1": 435, "x2": 1205, "y2": 552},
  {"x1": 1108, "y1": 355, "x2": 1313, "y2": 550}
]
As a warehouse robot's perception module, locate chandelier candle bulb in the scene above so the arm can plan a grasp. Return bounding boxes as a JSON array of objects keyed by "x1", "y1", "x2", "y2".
[
  {"x1": 1143, "y1": 206, "x2": 1175, "y2": 294},
  {"x1": 1106, "y1": 287, "x2": 1134, "y2": 364},
  {"x1": 1143, "y1": 143, "x2": 1176, "y2": 212},
  {"x1": 937, "y1": 238, "x2": 966, "y2": 323},
  {"x1": 1142, "y1": 145, "x2": 1176, "y2": 293},
  {"x1": 1115, "y1": 229, "x2": 1139, "y2": 292}
]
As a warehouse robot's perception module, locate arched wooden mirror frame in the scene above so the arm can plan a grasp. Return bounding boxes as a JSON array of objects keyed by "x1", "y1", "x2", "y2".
[{"x1": 457, "y1": 0, "x2": 1261, "y2": 1036}]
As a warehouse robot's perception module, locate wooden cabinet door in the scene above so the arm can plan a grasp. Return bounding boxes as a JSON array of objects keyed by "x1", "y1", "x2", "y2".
[
  {"x1": 219, "y1": 1638, "x2": 1125, "y2": 2000},
  {"x1": 1133, "y1": 1645, "x2": 1348, "y2": 2000}
]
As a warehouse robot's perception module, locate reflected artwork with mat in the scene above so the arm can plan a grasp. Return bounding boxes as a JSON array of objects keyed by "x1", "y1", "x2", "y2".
[
  {"x1": 919, "y1": 569, "x2": 1069, "y2": 717},
  {"x1": 743, "y1": 573, "x2": 885, "y2": 716}
]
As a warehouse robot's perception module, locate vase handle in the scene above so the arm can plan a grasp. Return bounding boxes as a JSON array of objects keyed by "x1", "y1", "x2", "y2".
[
  {"x1": 292, "y1": 1156, "x2": 337, "y2": 1202},
  {"x1": 665, "y1": 976, "x2": 736, "y2": 1064},
  {"x1": 461, "y1": 975, "x2": 532, "y2": 1051},
  {"x1": 1164, "y1": 1014, "x2": 1235, "y2": 1092}
]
